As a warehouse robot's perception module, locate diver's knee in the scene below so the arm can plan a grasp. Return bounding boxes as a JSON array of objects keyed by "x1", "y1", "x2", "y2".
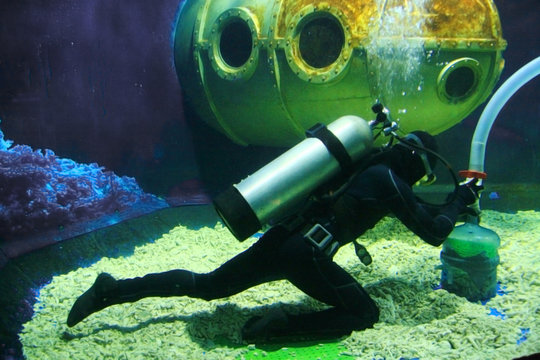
[
  {"x1": 351, "y1": 305, "x2": 379, "y2": 331},
  {"x1": 368, "y1": 303, "x2": 380, "y2": 323},
  {"x1": 361, "y1": 295, "x2": 380, "y2": 325}
]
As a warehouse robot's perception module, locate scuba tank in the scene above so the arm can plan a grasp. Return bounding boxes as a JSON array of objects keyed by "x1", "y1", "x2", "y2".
[
  {"x1": 213, "y1": 115, "x2": 373, "y2": 241},
  {"x1": 440, "y1": 218, "x2": 501, "y2": 302}
]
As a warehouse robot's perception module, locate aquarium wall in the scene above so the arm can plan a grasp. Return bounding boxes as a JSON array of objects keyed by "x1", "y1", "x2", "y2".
[{"x1": 0, "y1": 0, "x2": 539, "y2": 256}]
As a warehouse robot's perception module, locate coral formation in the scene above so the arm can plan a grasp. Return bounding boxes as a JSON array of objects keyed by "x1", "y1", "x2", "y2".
[{"x1": 0, "y1": 126, "x2": 167, "y2": 241}]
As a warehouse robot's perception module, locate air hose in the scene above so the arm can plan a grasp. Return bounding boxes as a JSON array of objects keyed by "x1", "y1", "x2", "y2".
[
  {"x1": 438, "y1": 59, "x2": 540, "y2": 302},
  {"x1": 463, "y1": 56, "x2": 540, "y2": 179},
  {"x1": 441, "y1": 58, "x2": 540, "y2": 301}
]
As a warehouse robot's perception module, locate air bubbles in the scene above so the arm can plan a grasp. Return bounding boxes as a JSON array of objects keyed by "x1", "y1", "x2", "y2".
[{"x1": 366, "y1": 0, "x2": 428, "y2": 100}]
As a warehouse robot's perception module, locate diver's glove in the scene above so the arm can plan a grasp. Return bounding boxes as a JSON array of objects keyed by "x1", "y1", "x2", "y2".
[
  {"x1": 454, "y1": 178, "x2": 484, "y2": 221},
  {"x1": 456, "y1": 178, "x2": 484, "y2": 205}
]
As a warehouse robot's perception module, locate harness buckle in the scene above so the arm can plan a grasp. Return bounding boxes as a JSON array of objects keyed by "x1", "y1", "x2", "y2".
[{"x1": 304, "y1": 223, "x2": 334, "y2": 251}]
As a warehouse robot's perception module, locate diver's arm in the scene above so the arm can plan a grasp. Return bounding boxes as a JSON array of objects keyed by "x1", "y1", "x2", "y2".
[{"x1": 385, "y1": 171, "x2": 471, "y2": 247}]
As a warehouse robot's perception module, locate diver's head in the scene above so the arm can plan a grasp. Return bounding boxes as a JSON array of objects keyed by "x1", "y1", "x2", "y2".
[{"x1": 388, "y1": 131, "x2": 438, "y2": 186}]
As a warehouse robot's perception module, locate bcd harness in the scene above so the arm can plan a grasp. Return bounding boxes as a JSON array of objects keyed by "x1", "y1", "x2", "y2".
[{"x1": 300, "y1": 123, "x2": 373, "y2": 265}]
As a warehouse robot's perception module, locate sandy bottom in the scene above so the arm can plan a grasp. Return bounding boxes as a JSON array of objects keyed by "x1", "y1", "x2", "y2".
[{"x1": 20, "y1": 210, "x2": 539, "y2": 359}]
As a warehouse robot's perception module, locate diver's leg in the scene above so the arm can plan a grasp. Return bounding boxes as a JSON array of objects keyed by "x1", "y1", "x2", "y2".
[
  {"x1": 67, "y1": 226, "x2": 289, "y2": 327},
  {"x1": 115, "y1": 225, "x2": 289, "y2": 301},
  {"x1": 242, "y1": 234, "x2": 379, "y2": 341},
  {"x1": 67, "y1": 272, "x2": 120, "y2": 327}
]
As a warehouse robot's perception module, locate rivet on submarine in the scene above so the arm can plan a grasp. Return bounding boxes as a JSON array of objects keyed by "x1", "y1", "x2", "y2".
[{"x1": 173, "y1": 0, "x2": 506, "y2": 147}]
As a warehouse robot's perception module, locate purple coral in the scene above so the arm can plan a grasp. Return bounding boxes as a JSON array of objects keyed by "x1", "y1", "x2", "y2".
[{"x1": 0, "y1": 127, "x2": 167, "y2": 241}]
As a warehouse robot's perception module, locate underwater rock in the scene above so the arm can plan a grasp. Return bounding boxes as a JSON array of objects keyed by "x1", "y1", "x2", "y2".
[{"x1": 0, "y1": 127, "x2": 167, "y2": 246}]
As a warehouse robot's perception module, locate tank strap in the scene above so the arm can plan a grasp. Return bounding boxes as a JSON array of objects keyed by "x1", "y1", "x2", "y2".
[{"x1": 306, "y1": 123, "x2": 353, "y2": 177}]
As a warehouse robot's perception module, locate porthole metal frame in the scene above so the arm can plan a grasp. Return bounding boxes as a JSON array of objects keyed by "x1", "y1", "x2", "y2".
[
  {"x1": 209, "y1": 7, "x2": 260, "y2": 81},
  {"x1": 437, "y1": 57, "x2": 482, "y2": 103},
  {"x1": 284, "y1": 5, "x2": 352, "y2": 84}
]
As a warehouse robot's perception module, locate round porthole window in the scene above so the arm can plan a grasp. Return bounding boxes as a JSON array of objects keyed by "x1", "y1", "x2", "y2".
[
  {"x1": 210, "y1": 8, "x2": 259, "y2": 81},
  {"x1": 437, "y1": 58, "x2": 481, "y2": 103},
  {"x1": 220, "y1": 19, "x2": 252, "y2": 68},
  {"x1": 299, "y1": 16, "x2": 345, "y2": 69},
  {"x1": 285, "y1": 6, "x2": 352, "y2": 83}
]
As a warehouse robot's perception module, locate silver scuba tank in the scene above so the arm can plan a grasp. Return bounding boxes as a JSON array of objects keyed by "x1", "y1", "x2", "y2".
[{"x1": 213, "y1": 115, "x2": 373, "y2": 241}]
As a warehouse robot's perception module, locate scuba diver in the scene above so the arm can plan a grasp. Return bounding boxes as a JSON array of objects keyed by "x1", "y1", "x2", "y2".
[{"x1": 66, "y1": 129, "x2": 482, "y2": 342}]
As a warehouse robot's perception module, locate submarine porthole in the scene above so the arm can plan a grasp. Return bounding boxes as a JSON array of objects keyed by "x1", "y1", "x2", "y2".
[
  {"x1": 299, "y1": 16, "x2": 344, "y2": 69},
  {"x1": 284, "y1": 6, "x2": 352, "y2": 83},
  {"x1": 446, "y1": 67, "x2": 475, "y2": 98},
  {"x1": 437, "y1": 58, "x2": 481, "y2": 103},
  {"x1": 219, "y1": 19, "x2": 253, "y2": 68}
]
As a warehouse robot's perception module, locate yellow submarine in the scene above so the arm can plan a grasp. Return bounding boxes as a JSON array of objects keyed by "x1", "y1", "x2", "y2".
[{"x1": 173, "y1": 0, "x2": 506, "y2": 147}]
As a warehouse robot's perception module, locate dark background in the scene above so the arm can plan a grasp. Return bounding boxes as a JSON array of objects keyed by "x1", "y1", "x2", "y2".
[
  {"x1": 0, "y1": 0, "x2": 199, "y2": 198},
  {"x1": 0, "y1": 0, "x2": 538, "y2": 195}
]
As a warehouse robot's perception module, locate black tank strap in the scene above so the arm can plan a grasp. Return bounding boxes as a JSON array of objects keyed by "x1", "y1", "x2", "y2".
[{"x1": 306, "y1": 123, "x2": 353, "y2": 177}]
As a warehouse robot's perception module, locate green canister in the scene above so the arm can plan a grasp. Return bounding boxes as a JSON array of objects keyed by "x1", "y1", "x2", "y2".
[{"x1": 440, "y1": 222, "x2": 501, "y2": 301}]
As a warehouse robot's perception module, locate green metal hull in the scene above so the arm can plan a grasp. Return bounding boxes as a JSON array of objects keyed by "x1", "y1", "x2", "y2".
[{"x1": 174, "y1": 0, "x2": 506, "y2": 146}]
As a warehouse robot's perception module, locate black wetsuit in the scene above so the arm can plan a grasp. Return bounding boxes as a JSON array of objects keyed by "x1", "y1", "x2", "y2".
[{"x1": 98, "y1": 163, "x2": 467, "y2": 339}]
